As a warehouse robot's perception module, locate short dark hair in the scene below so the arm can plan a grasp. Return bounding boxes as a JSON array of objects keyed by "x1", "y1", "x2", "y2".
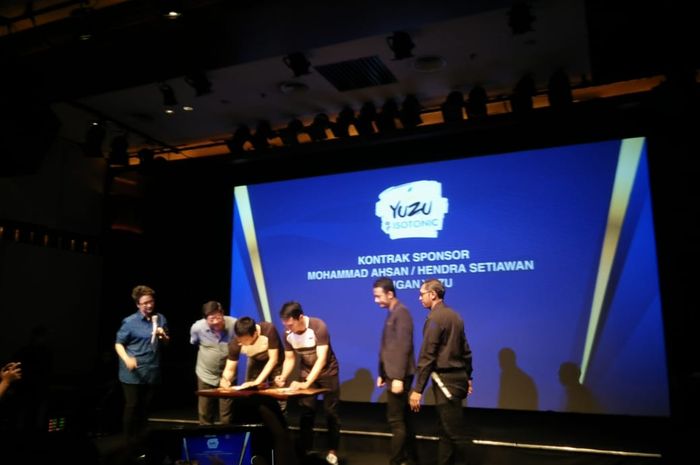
[
  {"x1": 279, "y1": 301, "x2": 303, "y2": 320},
  {"x1": 202, "y1": 301, "x2": 223, "y2": 317},
  {"x1": 373, "y1": 277, "x2": 396, "y2": 295},
  {"x1": 132, "y1": 285, "x2": 155, "y2": 303},
  {"x1": 422, "y1": 278, "x2": 445, "y2": 299},
  {"x1": 234, "y1": 316, "x2": 257, "y2": 337}
]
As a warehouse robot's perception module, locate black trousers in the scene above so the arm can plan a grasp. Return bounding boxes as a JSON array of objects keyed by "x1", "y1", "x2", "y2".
[
  {"x1": 121, "y1": 382, "x2": 156, "y2": 440},
  {"x1": 386, "y1": 376, "x2": 417, "y2": 465},
  {"x1": 432, "y1": 372, "x2": 474, "y2": 465},
  {"x1": 297, "y1": 374, "x2": 341, "y2": 453}
]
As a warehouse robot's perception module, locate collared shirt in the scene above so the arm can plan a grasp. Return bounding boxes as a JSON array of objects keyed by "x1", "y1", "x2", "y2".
[
  {"x1": 283, "y1": 316, "x2": 339, "y2": 378},
  {"x1": 190, "y1": 315, "x2": 236, "y2": 385},
  {"x1": 414, "y1": 302, "x2": 472, "y2": 393},
  {"x1": 116, "y1": 311, "x2": 169, "y2": 384}
]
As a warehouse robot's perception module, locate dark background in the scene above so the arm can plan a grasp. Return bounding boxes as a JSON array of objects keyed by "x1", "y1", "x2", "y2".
[{"x1": 0, "y1": 1, "x2": 697, "y2": 463}]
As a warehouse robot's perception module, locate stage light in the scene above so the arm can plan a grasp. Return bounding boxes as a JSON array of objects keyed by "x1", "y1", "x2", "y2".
[
  {"x1": 399, "y1": 95, "x2": 423, "y2": 129},
  {"x1": 466, "y1": 85, "x2": 488, "y2": 120},
  {"x1": 510, "y1": 74, "x2": 536, "y2": 114},
  {"x1": 307, "y1": 114, "x2": 330, "y2": 141},
  {"x1": 83, "y1": 122, "x2": 106, "y2": 158},
  {"x1": 226, "y1": 125, "x2": 251, "y2": 155},
  {"x1": 108, "y1": 135, "x2": 129, "y2": 165},
  {"x1": 159, "y1": 82, "x2": 178, "y2": 108},
  {"x1": 283, "y1": 52, "x2": 311, "y2": 77},
  {"x1": 355, "y1": 102, "x2": 377, "y2": 136},
  {"x1": 330, "y1": 106, "x2": 355, "y2": 138},
  {"x1": 279, "y1": 119, "x2": 304, "y2": 145},
  {"x1": 440, "y1": 91, "x2": 465, "y2": 123},
  {"x1": 251, "y1": 120, "x2": 274, "y2": 150},
  {"x1": 386, "y1": 31, "x2": 415, "y2": 60},
  {"x1": 376, "y1": 99, "x2": 399, "y2": 133},
  {"x1": 547, "y1": 69, "x2": 573, "y2": 109},
  {"x1": 158, "y1": 0, "x2": 183, "y2": 19},
  {"x1": 185, "y1": 70, "x2": 212, "y2": 96}
]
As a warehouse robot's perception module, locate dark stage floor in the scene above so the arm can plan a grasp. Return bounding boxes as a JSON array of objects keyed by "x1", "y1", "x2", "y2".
[{"x1": 88, "y1": 398, "x2": 668, "y2": 465}]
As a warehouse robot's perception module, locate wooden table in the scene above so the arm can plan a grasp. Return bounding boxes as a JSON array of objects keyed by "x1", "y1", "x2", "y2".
[{"x1": 196, "y1": 386, "x2": 329, "y2": 400}]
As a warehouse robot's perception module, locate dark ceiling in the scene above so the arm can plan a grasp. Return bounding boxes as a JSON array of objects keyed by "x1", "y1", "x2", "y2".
[{"x1": 0, "y1": 0, "x2": 695, "y2": 166}]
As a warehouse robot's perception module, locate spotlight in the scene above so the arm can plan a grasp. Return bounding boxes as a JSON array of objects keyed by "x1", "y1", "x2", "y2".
[
  {"x1": 159, "y1": 82, "x2": 178, "y2": 107},
  {"x1": 307, "y1": 114, "x2": 330, "y2": 141},
  {"x1": 251, "y1": 120, "x2": 274, "y2": 150},
  {"x1": 158, "y1": 0, "x2": 183, "y2": 19},
  {"x1": 510, "y1": 74, "x2": 536, "y2": 114},
  {"x1": 440, "y1": 91, "x2": 465, "y2": 123},
  {"x1": 466, "y1": 85, "x2": 488, "y2": 120},
  {"x1": 399, "y1": 95, "x2": 423, "y2": 129},
  {"x1": 547, "y1": 69, "x2": 573, "y2": 109},
  {"x1": 355, "y1": 102, "x2": 377, "y2": 136},
  {"x1": 386, "y1": 31, "x2": 415, "y2": 60},
  {"x1": 108, "y1": 135, "x2": 129, "y2": 165},
  {"x1": 331, "y1": 106, "x2": 355, "y2": 138},
  {"x1": 283, "y1": 52, "x2": 311, "y2": 77},
  {"x1": 83, "y1": 122, "x2": 106, "y2": 158},
  {"x1": 185, "y1": 70, "x2": 212, "y2": 96},
  {"x1": 226, "y1": 125, "x2": 251, "y2": 155},
  {"x1": 279, "y1": 119, "x2": 304, "y2": 145},
  {"x1": 376, "y1": 99, "x2": 399, "y2": 133}
]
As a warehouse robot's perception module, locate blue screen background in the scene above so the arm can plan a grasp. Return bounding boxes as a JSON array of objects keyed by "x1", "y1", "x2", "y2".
[{"x1": 230, "y1": 137, "x2": 669, "y2": 416}]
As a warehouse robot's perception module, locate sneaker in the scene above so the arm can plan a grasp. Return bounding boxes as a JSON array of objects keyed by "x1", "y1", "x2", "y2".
[{"x1": 325, "y1": 452, "x2": 339, "y2": 465}]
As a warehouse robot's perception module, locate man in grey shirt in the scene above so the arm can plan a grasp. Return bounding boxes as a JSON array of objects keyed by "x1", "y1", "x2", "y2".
[{"x1": 190, "y1": 300, "x2": 237, "y2": 424}]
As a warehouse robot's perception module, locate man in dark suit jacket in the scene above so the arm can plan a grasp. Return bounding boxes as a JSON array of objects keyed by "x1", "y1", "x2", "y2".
[{"x1": 373, "y1": 277, "x2": 417, "y2": 465}]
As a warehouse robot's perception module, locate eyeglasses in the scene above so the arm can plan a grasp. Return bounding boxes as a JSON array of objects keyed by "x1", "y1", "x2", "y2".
[
  {"x1": 419, "y1": 290, "x2": 431, "y2": 296},
  {"x1": 138, "y1": 299, "x2": 155, "y2": 307},
  {"x1": 206, "y1": 314, "x2": 224, "y2": 322}
]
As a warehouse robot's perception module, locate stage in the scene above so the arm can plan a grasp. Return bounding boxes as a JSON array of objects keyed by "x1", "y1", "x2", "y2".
[{"x1": 92, "y1": 396, "x2": 668, "y2": 465}]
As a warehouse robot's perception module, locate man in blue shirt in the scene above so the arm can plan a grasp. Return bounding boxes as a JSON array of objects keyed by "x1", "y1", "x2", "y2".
[{"x1": 115, "y1": 285, "x2": 169, "y2": 440}]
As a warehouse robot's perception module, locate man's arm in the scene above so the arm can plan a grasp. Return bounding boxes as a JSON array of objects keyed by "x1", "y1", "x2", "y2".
[
  {"x1": 242, "y1": 348, "x2": 279, "y2": 388},
  {"x1": 410, "y1": 320, "x2": 441, "y2": 411},
  {"x1": 0, "y1": 362, "x2": 21, "y2": 399},
  {"x1": 291, "y1": 344, "x2": 328, "y2": 389},
  {"x1": 275, "y1": 350, "x2": 296, "y2": 387},
  {"x1": 115, "y1": 343, "x2": 137, "y2": 371},
  {"x1": 220, "y1": 359, "x2": 238, "y2": 388}
]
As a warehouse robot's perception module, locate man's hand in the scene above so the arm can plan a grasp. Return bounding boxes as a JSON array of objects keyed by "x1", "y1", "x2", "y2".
[
  {"x1": 219, "y1": 377, "x2": 232, "y2": 389},
  {"x1": 289, "y1": 380, "x2": 308, "y2": 390},
  {"x1": 376, "y1": 376, "x2": 385, "y2": 388},
  {"x1": 273, "y1": 375, "x2": 286, "y2": 387},
  {"x1": 125, "y1": 356, "x2": 138, "y2": 371},
  {"x1": 391, "y1": 379, "x2": 404, "y2": 394},
  {"x1": 409, "y1": 391, "x2": 422, "y2": 412}
]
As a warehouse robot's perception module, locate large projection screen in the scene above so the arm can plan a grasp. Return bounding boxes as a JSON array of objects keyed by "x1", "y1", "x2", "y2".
[{"x1": 230, "y1": 136, "x2": 669, "y2": 417}]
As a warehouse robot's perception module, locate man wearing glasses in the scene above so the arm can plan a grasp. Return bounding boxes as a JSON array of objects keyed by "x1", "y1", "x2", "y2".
[
  {"x1": 115, "y1": 285, "x2": 170, "y2": 441},
  {"x1": 190, "y1": 300, "x2": 237, "y2": 425},
  {"x1": 409, "y1": 279, "x2": 475, "y2": 465}
]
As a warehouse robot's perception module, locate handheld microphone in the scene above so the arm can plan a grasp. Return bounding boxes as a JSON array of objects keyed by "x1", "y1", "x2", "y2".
[{"x1": 151, "y1": 314, "x2": 158, "y2": 344}]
